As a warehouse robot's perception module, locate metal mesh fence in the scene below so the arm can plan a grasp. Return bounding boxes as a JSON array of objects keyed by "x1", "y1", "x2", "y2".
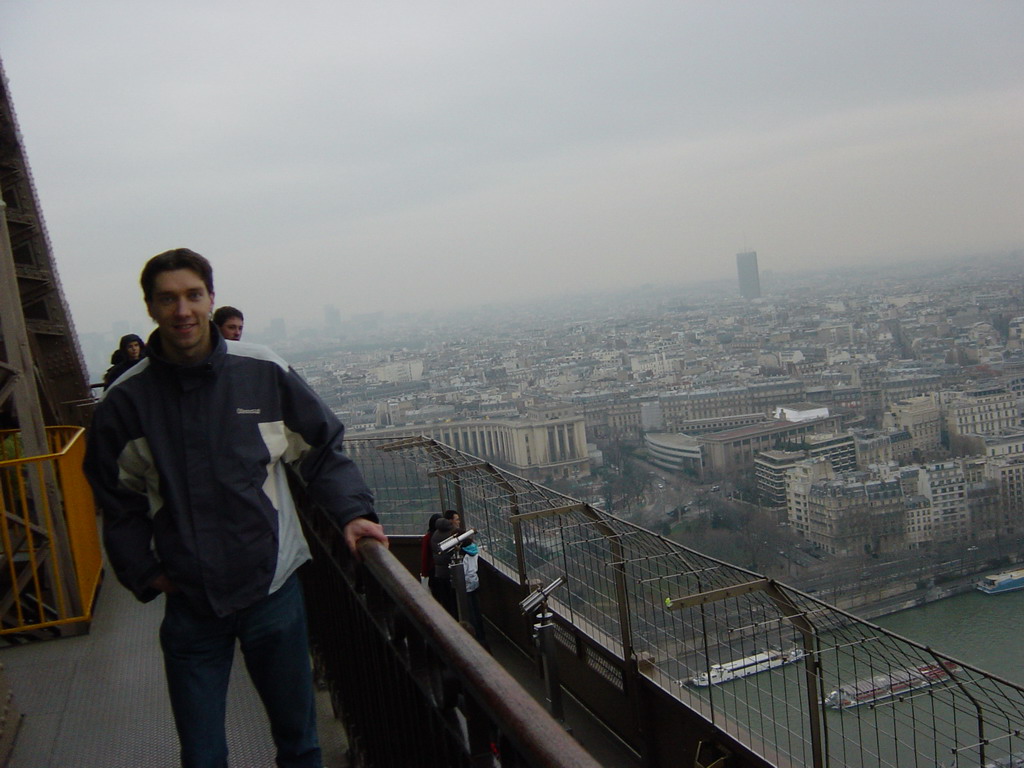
[{"x1": 352, "y1": 436, "x2": 1024, "y2": 768}]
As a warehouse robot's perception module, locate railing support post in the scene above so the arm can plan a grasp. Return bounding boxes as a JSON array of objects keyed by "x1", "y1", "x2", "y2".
[{"x1": 534, "y1": 608, "x2": 566, "y2": 725}]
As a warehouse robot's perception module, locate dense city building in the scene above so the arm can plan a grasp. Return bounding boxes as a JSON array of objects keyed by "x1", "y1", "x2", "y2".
[
  {"x1": 942, "y1": 385, "x2": 1020, "y2": 452},
  {"x1": 644, "y1": 432, "x2": 703, "y2": 476},
  {"x1": 883, "y1": 394, "x2": 944, "y2": 458},
  {"x1": 754, "y1": 449, "x2": 805, "y2": 510},
  {"x1": 258, "y1": 255, "x2": 1024, "y2": 554},
  {"x1": 361, "y1": 410, "x2": 590, "y2": 482},
  {"x1": 699, "y1": 415, "x2": 844, "y2": 480}
]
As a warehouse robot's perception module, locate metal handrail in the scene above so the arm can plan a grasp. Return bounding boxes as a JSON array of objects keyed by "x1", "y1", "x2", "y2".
[
  {"x1": 356, "y1": 537, "x2": 601, "y2": 768},
  {"x1": 296, "y1": 475, "x2": 602, "y2": 768}
]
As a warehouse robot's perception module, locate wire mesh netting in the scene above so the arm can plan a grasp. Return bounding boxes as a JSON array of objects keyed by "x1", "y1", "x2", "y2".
[{"x1": 351, "y1": 436, "x2": 1024, "y2": 768}]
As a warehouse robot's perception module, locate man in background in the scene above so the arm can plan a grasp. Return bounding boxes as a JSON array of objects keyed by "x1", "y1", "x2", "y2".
[
  {"x1": 84, "y1": 248, "x2": 386, "y2": 768},
  {"x1": 213, "y1": 305, "x2": 244, "y2": 340}
]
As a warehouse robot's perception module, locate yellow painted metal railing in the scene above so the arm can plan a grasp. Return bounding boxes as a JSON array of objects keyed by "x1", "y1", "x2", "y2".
[{"x1": 0, "y1": 427, "x2": 102, "y2": 635}]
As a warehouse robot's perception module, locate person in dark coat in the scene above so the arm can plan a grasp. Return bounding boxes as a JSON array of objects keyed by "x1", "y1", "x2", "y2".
[
  {"x1": 430, "y1": 517, "x2": 459, "y2": 617},
  {"x1": 85, "y1": 247, "x2": 387, "y2": 768},
  {"x1": 102, "y1": 333, "x2": 146, "y2": 390},
  {"x1": 420, "y1": 513, "x2": 441, "y2": 584}
]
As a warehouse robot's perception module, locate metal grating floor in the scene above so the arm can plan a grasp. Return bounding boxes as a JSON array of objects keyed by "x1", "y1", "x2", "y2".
[{"x1": 0, "y1": 576, "x2": 348, "y2": 768}]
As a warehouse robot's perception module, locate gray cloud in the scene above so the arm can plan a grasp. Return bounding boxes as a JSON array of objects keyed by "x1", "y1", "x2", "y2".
[{"x1": 1, "y1": 1, "x2": 1021, "y2": 334}]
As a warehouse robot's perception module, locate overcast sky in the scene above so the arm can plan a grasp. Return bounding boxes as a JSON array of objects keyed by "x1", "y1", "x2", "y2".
[{"x1": 2, "y1": 2, "x2": 1022, "y2": 336}]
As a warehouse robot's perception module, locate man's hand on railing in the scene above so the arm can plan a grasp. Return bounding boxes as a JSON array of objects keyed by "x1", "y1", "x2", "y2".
[{"x1": 343, "y1": 517, "x2": 389, "y2": 560}]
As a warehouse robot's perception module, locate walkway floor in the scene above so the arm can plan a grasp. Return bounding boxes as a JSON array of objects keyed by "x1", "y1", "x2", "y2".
[
  {"x1": 0, "y1": 574, "x2": 638, "y2": 768},
  {"x1": 0, "y1": 577, "x2": 347, "y2": 768}
]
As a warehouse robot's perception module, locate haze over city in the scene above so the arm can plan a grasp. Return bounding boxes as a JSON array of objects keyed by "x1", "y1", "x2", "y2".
[
  {"x1": 7, "y1": 8, "x2": 1024, "y2": 765},
  {"x1": 1, "y1": 2, "x2": 1021, "y2": 336}
]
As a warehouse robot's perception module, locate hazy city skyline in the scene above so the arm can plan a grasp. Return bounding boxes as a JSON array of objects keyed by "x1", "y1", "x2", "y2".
[{"x1": 1, "y1": 2, "x2": 1021, "y2": 336}]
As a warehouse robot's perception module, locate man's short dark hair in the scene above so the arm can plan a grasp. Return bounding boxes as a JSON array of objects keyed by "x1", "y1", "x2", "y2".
[
  {"x1": 140, "y1": 248, "x2": 214, "y2": 303},
  {"x1": 213, "y1": 306, "x2": 244, "y2": 326}
]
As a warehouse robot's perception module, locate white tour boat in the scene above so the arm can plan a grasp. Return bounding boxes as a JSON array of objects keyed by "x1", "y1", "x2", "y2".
[
  {"x1": 690, "y1": 648, "x2": 805, "y2": 687},
  {"x1": 977, "y1": 569, "x2": 1024, "y2": 595}
]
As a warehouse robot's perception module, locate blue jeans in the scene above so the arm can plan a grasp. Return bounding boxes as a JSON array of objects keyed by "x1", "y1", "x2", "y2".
[{"x1": 159, "y1": 573, "x2": 321, "y2": 768}]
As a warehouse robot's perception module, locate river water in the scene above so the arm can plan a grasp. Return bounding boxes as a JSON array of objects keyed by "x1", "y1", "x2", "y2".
[{"x1": 875, "y1": 587, "x2": 1024, "y2": 685}]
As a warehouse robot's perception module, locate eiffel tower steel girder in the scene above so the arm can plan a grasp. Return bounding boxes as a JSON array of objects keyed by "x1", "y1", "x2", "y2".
[{"x1": 0, "y1": 56, "x2": 91, "y2": 428}]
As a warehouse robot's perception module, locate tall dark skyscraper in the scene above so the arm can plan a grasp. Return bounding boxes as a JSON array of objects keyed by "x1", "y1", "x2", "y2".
[{"x1": 736, "y1": 250, "x2": 761, "y2": 299}]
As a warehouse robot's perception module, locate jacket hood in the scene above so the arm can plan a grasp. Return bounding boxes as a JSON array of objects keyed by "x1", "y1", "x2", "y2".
[
  {"x1": 110, "y1": 333, "x2": 146, "y2": 364},
  {"x1": 118, "y1": 334, "x2": 144, "y2": 353}
]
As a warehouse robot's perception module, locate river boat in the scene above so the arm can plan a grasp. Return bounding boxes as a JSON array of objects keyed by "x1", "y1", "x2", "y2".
[
  {"x1": 824, "y1": 661, "x2": 962, "y2": 709},
  {"x1": 976, "y1": 569, "x2": 1024, "y2": 595},
  {"x1": 690, "y1": 648, "x2": 804, "y2": 687}
]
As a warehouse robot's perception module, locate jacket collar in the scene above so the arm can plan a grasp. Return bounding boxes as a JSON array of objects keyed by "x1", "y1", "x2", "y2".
[{"x1": 145, "y1": 323, "x2": 227, "y2": 386}]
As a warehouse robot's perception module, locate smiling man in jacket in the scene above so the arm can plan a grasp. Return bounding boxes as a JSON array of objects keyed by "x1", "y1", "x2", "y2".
[{"x1": 84, "y1": 247, "x2": 387, "y2": 768}]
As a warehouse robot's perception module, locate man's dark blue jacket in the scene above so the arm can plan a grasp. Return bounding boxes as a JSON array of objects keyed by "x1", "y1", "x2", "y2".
[{"x1": 84, "y1": 327, "x2": 376, "y2": 617}]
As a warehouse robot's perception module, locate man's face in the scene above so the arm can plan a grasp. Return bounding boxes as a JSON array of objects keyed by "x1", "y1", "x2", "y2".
[
  {"x1": 146, "y1": 269, "x2": 214, "y2": 365},
  {"x1": 126, "y1": 341, "x2": 142, "y2": 360},
  {"x1": 220, "y1": 317, "x2": 243, "y2": 341}
]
